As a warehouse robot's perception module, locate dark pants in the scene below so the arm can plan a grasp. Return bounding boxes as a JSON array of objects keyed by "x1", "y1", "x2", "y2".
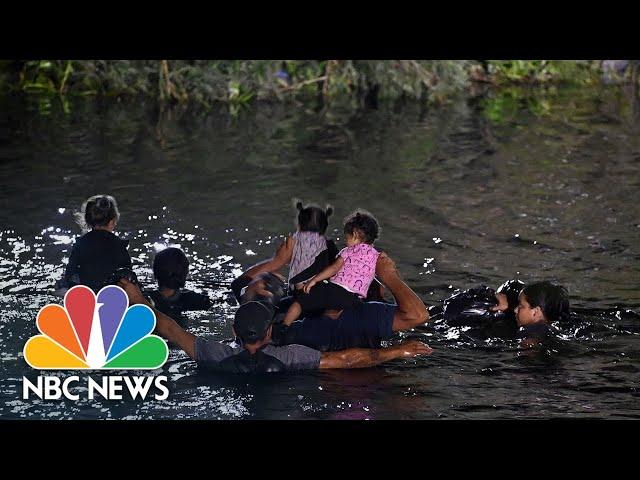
[{"x1": 297, "y1": 281, "x2": 361, "y2": 313}]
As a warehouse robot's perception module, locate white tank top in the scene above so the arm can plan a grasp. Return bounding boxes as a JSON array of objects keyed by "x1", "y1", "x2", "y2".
[{"x1": 287, "y1": 231, "x2": 328, "y2": 284}]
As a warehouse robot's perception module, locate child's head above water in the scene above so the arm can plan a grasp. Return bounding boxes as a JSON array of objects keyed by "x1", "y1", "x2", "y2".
[
  {"x1": 294, "y1": 199, "x2": 333, "y2": 235},
  {"x1": 75, "y1": 194, "x2": 120, "y2": 232},
  {"x1": 343, "y1": 209, "x2": 380, "y2": 246},
  {"x1": 153, "y1": 247, "x2": 189, "y2": 290},
  {"x1": 515, "y1": 281, "x2": 570, "y2": 326}
]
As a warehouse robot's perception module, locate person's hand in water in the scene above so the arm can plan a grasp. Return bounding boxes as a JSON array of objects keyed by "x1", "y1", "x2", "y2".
[
  {"x1": 303, "y1": 277, "x2": 317, "y2": 294},
  {"x1": 118, "y1": 278, "x2": 150, "y2": 306},
  {"x1": 394, "y1": 339, "x2": 434, "y2": 358},
  {"x1": 490, "y1": 293, "x2": 509, "y2": 312}
]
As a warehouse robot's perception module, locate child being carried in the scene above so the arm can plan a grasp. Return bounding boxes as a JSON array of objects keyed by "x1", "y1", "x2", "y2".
[{"x1": 282, "y1": 209, "x2": 381, "y2": 326}]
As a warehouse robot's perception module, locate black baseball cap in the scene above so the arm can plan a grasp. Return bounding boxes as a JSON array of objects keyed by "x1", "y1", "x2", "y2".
[{"x1": 233, "y1": 301, "x2": 275, "y2": 344}]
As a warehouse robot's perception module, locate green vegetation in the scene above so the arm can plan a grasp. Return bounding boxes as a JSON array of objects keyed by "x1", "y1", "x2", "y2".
[{"x1": 0, "y1": 60, "x2": 634, "y2": 114}]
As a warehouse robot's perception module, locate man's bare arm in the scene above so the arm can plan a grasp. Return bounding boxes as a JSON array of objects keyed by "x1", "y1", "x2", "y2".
[
  {"x1": 243, "y1": 236, "x2": 293, "y2": 278},
  {"x1": 319, "y1": 340, "x2": 432, "y2": 369},
  {"x1": 375, "y1": 253, "x2": 429, "y2": 331}
]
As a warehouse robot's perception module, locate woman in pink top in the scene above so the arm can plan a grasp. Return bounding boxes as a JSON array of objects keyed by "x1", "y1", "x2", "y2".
[{"x1": 282, "y1": 210, "x2": 381, "y2": 326}]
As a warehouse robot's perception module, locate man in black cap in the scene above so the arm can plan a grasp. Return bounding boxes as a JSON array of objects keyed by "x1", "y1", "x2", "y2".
[
  {"x1": 118, "y1": 277, "x2": 433, "y2": 373},
  {"x1": 229, "y1": 252, "x2": 431, "y2": 352}
]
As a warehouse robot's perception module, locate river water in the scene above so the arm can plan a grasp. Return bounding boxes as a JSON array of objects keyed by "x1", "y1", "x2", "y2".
[{"x1": 1, "y1": 84, "x2": 639, "y2": 419}]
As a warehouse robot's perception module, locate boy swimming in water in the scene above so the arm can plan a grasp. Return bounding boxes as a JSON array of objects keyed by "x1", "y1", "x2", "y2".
[
  {"x1": 437, "y1": 279, "x2": 570, "y2": 347},
  {"x1": 504, "y1": 281, "x2": 570, "y2": 346},
  {"x1": 146, "y1": 247, "x2": 211, "y2": 328}
]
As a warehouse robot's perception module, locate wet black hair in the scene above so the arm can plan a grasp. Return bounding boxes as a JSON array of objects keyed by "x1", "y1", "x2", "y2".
[
  {"x1": 74, "y1": 194, "x2": 120, "y2": 231},
  {"x1": 343, "y1": 209, "x2": 380, "y2": 244},
  {"x1": 521, "y1": 281, "x2": 570, "y2": 323},
  {"x1": 294, "y1": 199, "x2": 333, "y2": 235},
  {"x1": 153, "y1": 247, "x2": 189, "y2": 290}
]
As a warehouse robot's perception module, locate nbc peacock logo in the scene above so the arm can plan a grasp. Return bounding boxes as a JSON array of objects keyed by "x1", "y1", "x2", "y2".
[{"x1": 24, "y1": 285, "x2": 168, "y2": 370}]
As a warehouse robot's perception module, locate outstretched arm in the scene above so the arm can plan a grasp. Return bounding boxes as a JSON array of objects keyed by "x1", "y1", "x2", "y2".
[
  {"x1": 319, "y1": 340, "x2": 432, "y2": 369},
  {"x1": 303, "y1": 257, "x2": 344, "y2": 293},
  {"x1": 375, "y1": 253, "x2": 429, "y2": 331},
  {"x1": 118, "y1": 278, "x2": 197, "y2": 360},
  {"x1": 242, "y1": 235, "x2": 294, "y2": 278}
]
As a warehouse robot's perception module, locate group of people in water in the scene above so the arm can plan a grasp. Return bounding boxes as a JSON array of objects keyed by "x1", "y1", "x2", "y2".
[{"x1": 55, "y1": 194, "x2": 571, "y2": 373}]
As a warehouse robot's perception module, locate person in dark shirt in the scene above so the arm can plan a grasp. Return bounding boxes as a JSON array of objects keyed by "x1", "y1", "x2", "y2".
[
  {"x1": 57, "y1": 194, "x2": 132, "y2": 294},
  {"x1": 145, "y1": 247, "x2": 211, "y2": 328}
]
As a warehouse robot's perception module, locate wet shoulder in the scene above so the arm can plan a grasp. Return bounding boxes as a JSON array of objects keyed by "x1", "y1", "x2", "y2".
[
  {"x1": 195, "y1": 337, "x2": 238, "y2": 364},
  {"x1": 178, "y1": 289, "x2": 212, "y2": 310},
  {"x1": 262, "y1": 344, "x2": 321, "y2": 371},
  {"x1": 81, "y1": 229, "x2": 128, "y2": 248},
  {"x1": 518, "y1": 322, "x2": 551, "y2": 339}
]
